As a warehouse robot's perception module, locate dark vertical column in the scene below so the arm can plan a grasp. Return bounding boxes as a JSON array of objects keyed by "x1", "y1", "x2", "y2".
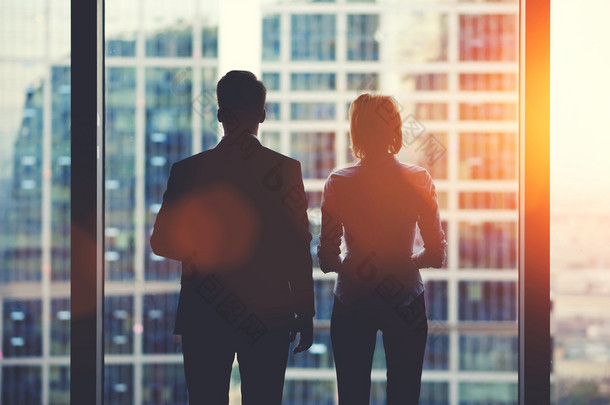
[
  {"x1": 71, "y1": 0, "x2": 105, "y2": 404},
  {"x1": 519, "y1": 0, "x2": 550, "y2": 404}
]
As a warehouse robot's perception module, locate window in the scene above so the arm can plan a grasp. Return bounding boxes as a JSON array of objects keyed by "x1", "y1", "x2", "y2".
[
  {"x1": 104, "y1": 296, "x2": 134, "y2": 355},
  {"x1": 459, "y1": 382, "x2": 518, "y2": 405},
  {"x1": 144, "y1": 67, "x2": 193, "y2": 281},
  {"x1": 0, "y1": 0, "x2": 72, "y2": 400},
  {"x1": 459, "y1": 222, "x2": 517, "y2": 269},
  {"x1": 402, "y1": 73, "x2": 448, "y2": 91},
  {"x1": 1, "y1": 366, "x2": 42, "y2": 405},
  {"x1": 143, "y1": 293, "x2": 181, "y2": 354},
  {"x1": 459, "y1": 73, "x2": 518, "y2": 91},
  {"x1": 0, "y1": 0, "x2": 544, "y2": 403},
  {"x1": 459, "y1": 192, "x2": 518, "y2": 210},
  {"x1": 104, "y1": 364, "x2": 134, "y2": 404},
  {"x1": 290, "y1": 132, "x2": 336, "y2": 179},
  {"x1": 142, "y1": 364, "x2": 188, "y2": 404},
  {"x1": 459, "y1": 132, "x2": 518, "y2": 180},
  {"x1": 459, "y1": 334, "x2": 518, "y2": 371},
  {"x1": 291, "y1": 73, "x2": 336, "y2": 91},
  {"x1": 50, "y1": 298, "x2": 71, "y2": 355},
  {"x1": 290, "y1": 102, "x2": 336, "y2": 120},
  {"x1": 459, "y1": 14, "x2": 518, "y2": 61},
  {"x1": 459, "y1": 103, "x2": 518, "y2": 121},
  {"x1": 291, "y1": 14, "x2": 336, "y2": 61},
  {"x1": 263, "y1": 72, "x2": 281, "y2": 90},
  {"x1": 347, "y1": 73, "x2": 378, "y2": 91},
  {"x1": 459, "y1": 281, "x2": 517, "y2": 321},
  {"x1": 263, "y1": 14, "x2": 281, "y2": 61},
  {"x1": 347, "y1": 14, "x2": 379, "y2": 61},
  {"x1": 2, "y1": 300, "x2": 42, "y2": 357}
]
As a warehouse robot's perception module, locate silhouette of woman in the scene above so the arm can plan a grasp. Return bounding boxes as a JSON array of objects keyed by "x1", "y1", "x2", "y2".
[{"x1": 317, "y1": 94, "x2": 447, "y2": 405}]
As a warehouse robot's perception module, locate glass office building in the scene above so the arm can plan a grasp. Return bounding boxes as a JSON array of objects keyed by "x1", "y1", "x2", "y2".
[{"x1": 0, "y1": 0, "x2": 518, "y2": 403}]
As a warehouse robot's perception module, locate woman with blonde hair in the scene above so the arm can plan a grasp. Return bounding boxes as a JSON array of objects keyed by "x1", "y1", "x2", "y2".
[{"x1": 317, "y1": 94, "x2": 447, "y2": 404}]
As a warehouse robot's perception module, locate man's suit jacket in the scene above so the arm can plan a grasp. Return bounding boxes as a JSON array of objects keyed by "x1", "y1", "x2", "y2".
[{"x1": 150, "y1": 133, "x2": 315, "y2": 335}]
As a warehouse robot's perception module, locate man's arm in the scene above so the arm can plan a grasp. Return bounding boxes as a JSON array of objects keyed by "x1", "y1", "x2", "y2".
[
  {"x1": 150, "y1": 162, "x2": 185, "y2": 261},
  {"x1": 281, "y1": 160, "x2": 315, "y2": 354},
  {"x1": 284, "y1": 160, "x2": 316, "y2": 319}
]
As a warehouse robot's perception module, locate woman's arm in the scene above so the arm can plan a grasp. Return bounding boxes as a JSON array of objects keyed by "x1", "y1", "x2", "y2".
[
  {"x1": 317, "y1": 175, "x2": 343, "y2": 273},
  {"x1": 412, "y1": 169, "x2": 447, "y2": 269}
]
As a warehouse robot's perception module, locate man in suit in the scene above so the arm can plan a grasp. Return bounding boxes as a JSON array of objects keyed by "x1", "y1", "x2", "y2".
[{"x1": 150, "y1": 70, "x2": 315, "y2": 404}]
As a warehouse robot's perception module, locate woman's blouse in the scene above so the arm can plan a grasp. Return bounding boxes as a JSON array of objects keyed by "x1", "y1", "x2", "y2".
[{"x1": 317, "y1": 154, "x2": 447, "y2": 309}]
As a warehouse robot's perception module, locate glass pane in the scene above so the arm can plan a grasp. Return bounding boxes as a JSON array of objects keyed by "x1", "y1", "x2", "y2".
[
  {"x1": 459, "y1": 14, "x2": 517, "y2": 61},
  {"x1": 263, "y1": 14, "x2": 281, "y2": 61},
  {"x1": 291, "y1": 14, "x2": 336, "y2": 61},
  {"x1": 347, "y1": 14, "x2": 379, "y2": 61},
  {"x1": 103, "y1": 0, "x2": 519, "y2": 403},
  {"x1": 105, "y1": 0, "x2": 208, "y2": 402},
  {"x1": 0, "y1": 0, "x2": 71, "y2": 403},
  {"x1": 276, "y1": 0, "x2": 518, "y2": 402},
  {"x1": 551, "y1": 1, "x2": 610, "y2": 403},
  {"x1": 291, "y1": 73, "x2": 336, "y2": 91}
]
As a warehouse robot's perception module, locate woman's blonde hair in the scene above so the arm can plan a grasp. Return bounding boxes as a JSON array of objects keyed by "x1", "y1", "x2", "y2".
[{"x1": 349, "y1": 93, "x2": 404, "y2": 159}]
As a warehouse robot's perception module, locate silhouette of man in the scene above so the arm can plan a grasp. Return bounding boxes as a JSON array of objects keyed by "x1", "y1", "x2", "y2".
[{"x1": 150, "y1": 70, "x2": 315, "y2": 404}]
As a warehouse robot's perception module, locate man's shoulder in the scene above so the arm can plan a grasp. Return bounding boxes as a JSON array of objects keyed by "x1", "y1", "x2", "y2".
[
  {"x1": 258, "y1": 145, "x2": 300, "y2": 166},
  {"x1": 173, "y1": 149, "x2": 215, "y2": 168},
  {"x1": 239, "y1": 143, "x2": 301, "y2": 175},
  {"x1": 172, "y1": 142, "x2": 300, "y2": 175}
]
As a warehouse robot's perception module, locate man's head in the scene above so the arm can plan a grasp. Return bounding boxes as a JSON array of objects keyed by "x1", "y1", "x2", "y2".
[{"x1": 216, "y1": 70, "x2": 267, "y2": 134}]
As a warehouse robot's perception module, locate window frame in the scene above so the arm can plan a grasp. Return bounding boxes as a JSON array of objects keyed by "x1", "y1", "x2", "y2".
[
  {"x1": 70, "y1": 0, "x2": 105, "y2": 404},
  {"x1": 69, "y1": 0, "x2": 552, "y2": 403},
  {"x1": 519, "y1": 0, "x2": 551, "y2": 404}
]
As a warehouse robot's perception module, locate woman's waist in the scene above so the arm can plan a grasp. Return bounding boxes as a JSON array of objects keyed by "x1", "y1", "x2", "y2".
[
  {"x1": 342, "y1": 250, "x2": 416, "y2": 271},
  {"x1": 334, "y1": 269, "x2": 424, "y2": 309},
  {"x1": 338, "y1": 254, "x2": 420, "y2": 289}
]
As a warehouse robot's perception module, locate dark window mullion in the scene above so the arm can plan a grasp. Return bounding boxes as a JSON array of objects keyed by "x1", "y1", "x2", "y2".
[{"x1": 70, "y1": 0, "x2": 105, "y2": 404}]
